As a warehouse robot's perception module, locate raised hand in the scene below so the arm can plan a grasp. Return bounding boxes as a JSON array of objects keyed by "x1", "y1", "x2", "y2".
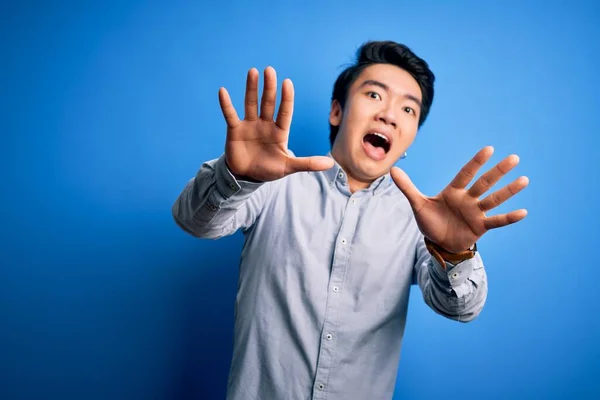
[
  {"x1": 218, "y1": 67, "x2": 334, "y2": 182},
  {"x1": 390, "y1": 146, "x2": 529, "y2": 253}
]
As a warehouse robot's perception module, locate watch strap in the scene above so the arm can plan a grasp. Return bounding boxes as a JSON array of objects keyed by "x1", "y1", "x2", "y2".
[{"x1": 424, "y1": 237, "x2": 477, "y2": 270}]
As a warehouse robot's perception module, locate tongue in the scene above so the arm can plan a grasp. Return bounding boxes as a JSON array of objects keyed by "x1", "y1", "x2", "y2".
[{"x1": 363, "y1": 140, "x2": 386, "y2": 161}]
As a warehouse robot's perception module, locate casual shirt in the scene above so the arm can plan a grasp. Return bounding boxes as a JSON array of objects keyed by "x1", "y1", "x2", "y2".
[{"x1": 172, "y1": 153, "x2": 487, "y2": 400}]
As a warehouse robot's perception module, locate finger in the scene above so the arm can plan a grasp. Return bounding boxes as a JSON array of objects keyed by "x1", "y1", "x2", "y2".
[
  {"x1": 244, "y1": 68, "x2": 259, "y2": 121},
  {"x1": 478, "y1": 176, "x2": 529, "y2": 211},
  {"x1": 276, "y1": 78, "x2": 294, "y2": 130},
  {"x1": 483, "y1": 209, "x2": 528, "y2": 230},
  {"x1": 260, "y1": 66, "x2": 277, "y2": 121},
  {"x1": 469, "y1": 154, "x2": 520, "y2": 198},
  {"x1": 285, "y1": 156, "x2": 334, "y2": 175},
  {"x1": 448, "y1": 146, "x2": 494, "y2": 190},
  {"x1": 218, "y1": 87, "x2": 241, "y2": 129},
  {"x1": 390, "y1": 167, "x2": 427, "y2": 213}
]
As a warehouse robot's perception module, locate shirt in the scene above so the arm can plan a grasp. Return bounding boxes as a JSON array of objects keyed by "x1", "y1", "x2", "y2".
[{"x1": 172, "y1": 152, "x2": 488, "y2": 400}]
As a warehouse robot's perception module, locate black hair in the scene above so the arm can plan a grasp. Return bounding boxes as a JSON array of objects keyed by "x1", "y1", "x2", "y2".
[{"x1": 329, "y1": 40, "x2": 435, "y2": 147}]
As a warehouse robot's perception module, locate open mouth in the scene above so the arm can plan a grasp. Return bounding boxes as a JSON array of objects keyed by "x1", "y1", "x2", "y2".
[{"x1": 363, "y1": 132, "x2": 391, "y2": 153}]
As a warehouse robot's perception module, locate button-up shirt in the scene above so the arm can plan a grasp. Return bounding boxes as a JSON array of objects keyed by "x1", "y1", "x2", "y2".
[{"x1": 172, "y1": 153, "x2": 487, "y2": 400}]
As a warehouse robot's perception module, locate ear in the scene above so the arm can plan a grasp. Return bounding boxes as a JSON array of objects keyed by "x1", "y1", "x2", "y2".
[{"x1": 329, "y1": 100, "x2": 342, "y2": 127}]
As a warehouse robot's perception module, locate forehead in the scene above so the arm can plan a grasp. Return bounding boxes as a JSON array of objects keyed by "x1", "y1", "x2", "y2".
[{"x1": 350, "y1": 63, "x2": 422, "y2": 101}]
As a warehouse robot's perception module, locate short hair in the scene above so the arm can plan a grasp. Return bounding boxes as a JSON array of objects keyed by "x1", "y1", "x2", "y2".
[{"x1": 329, "y1": 40, "x2": 435, "y2": 146}]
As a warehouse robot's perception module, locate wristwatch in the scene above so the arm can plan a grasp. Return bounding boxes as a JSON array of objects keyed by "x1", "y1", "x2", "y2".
[{"x1": 424, "y1": 237, "x2": 477, "y2": 270}]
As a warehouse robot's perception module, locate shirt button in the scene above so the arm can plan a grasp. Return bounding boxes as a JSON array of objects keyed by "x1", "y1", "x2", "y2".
[
  {"x1": 326, "y1": 333, "x2": 333, "y2": 340},
  {"x1": 318, "y1": 383, "x2": 326, "y2": 390},
  {"x1": 351, "y1": 199, "x2": 356, "y2": 204},
  {"x1": 451, "y1": 272, "x2": 459, "y2": 279},
  {"x1": 229, "y1": 182, "x2": 236, "y2": 190},
  {"x1": 332, "y1": 286, "x2": 339, "y2": 292},
  {"x1": 341, "y1": 238, "x2": 347, "y2": 245},
  {"x1": 338, "y1": 172, "x2": 344, "y2": 179}
]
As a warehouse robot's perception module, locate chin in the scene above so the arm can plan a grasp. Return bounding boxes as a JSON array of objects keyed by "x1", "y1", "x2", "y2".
[{"x1": 352, "y1": 155, "x2": 390, "y2": 179}]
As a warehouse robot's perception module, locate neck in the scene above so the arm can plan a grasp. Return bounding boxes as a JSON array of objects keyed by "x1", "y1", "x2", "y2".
[
  {"x1": 347, "y1": 176, "x2": 371, "y2": 193},
  {"x1": 330, "y1": 150, "x2": 374, "y2": 193}
]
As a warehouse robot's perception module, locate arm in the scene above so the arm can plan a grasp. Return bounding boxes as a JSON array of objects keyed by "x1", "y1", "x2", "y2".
[
  {"x1": 172, "y1": 154, "x2": 272, "y2": 239},
  {"x1": 413, "y1": 237, "x2": 487, "y2": 322},
  {"x1": 392, "y1": 147, "x2": 528, "y2": 321},
  {"x1": 173, "y1": 66, "x2": 333, "y2": 238}
]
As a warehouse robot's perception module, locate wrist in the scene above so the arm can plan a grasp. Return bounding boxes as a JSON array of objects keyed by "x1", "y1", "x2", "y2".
[
  {"x1": 424, "y1": 237, "x2": 477, "y2": 270},
  {"x1": 224, "y1": 157, "x2": 262, "y2": 183}
]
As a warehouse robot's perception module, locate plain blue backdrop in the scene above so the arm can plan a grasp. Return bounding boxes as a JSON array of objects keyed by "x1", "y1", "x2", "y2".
[{"x1": 2, "y1": 1, "x2": 599, "y2": 399}]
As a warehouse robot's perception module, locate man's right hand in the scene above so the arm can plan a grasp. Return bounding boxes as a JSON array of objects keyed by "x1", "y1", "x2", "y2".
[{"x1": 218, "y1": 66, "x2": 334, "y2": 183}]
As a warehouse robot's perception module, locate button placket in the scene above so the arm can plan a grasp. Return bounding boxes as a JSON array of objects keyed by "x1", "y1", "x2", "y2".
[{"x1": 312, "y1": 188, "x2": 361, "y2": 398}]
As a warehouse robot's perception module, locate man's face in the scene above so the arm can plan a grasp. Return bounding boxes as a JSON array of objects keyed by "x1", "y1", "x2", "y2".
[{"x1": 330, "y1": 63, "x2": 422, "y2": 186}]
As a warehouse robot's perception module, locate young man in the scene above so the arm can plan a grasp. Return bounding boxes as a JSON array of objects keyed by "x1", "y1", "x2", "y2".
[{"x1": 172, "y1": 41, "x2": 529, "y2": 400}]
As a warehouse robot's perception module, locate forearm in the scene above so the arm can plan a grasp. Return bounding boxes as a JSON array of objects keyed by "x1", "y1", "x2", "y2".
[
  {"x1": 172, "y1": 154, "x2": 267, "y2": 239},
  {"x1": 418, "y1": 253, "x2": 487, "y2": 322}
]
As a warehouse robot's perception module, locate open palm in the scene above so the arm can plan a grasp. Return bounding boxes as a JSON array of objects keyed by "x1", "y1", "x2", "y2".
[
  {"x1": 218, "y1": 67, "x2": 333, "y2": 182},
  {"x1": 391, "y1": 146, "x2": 529, "y2": 253}
]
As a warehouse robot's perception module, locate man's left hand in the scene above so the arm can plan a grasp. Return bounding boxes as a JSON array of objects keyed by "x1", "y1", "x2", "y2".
[{"x1": 390, "y1": 146, "x2": 529, "y2": 253}]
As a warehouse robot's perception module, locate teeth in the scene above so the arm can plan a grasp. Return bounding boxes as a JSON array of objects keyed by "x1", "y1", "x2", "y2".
[{"x1": 371, "y1": 132, "x2": 389, "y2": 142}]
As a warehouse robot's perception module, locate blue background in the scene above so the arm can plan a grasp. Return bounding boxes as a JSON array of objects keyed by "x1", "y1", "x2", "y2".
[{"x1": 2, "y1": 1, "x2": 599, "y2": 399}]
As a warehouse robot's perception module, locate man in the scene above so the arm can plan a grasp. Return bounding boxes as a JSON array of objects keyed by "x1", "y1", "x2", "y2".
[{"x1": 172, "y1": 41, "x2": 529, "y2": 400}]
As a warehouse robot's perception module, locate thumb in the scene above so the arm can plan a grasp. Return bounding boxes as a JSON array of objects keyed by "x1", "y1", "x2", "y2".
[
  {"x1": 390, "y1": 166, "x2": 426, "y2": 212},
  {"x1": 285, "y1": 156, "x2": 335, "y2": 175}
]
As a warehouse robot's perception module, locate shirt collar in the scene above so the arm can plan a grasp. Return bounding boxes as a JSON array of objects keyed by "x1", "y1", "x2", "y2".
[{"x1": 322, "y1": 152, "x2": 393, "y2": 195}]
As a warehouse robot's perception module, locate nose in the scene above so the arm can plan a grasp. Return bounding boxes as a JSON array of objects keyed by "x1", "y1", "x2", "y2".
[{"x1": 376, "y1": 105, "x2": 397, "y2": 129}]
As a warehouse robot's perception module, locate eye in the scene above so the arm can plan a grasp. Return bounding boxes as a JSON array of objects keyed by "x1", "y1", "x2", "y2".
[
  {"x1": 367, "y1": 91, "x2": 382, "y2": 100},
  {"x1": 403, "y1": 106, "x2": 415, "y2": 115}
]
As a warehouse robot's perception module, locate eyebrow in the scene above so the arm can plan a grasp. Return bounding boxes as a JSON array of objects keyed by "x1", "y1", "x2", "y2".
[{"x1": 358, "y1": 79, "x2": 423, "y2": 110}]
